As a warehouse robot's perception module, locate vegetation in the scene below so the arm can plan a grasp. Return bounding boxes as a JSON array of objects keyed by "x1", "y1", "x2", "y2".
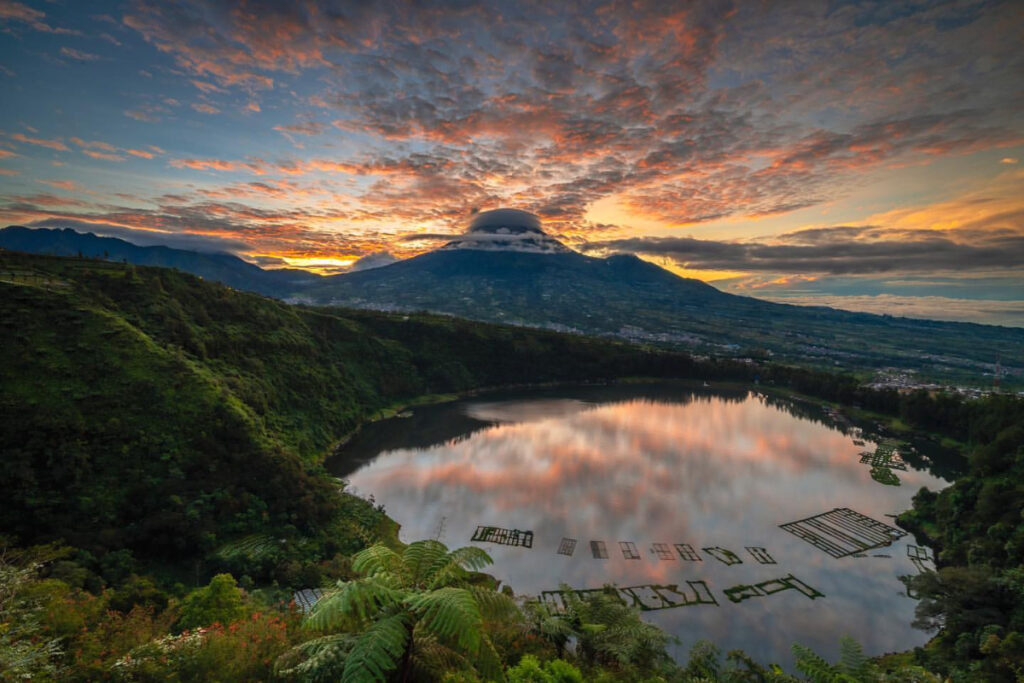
[
  {"x1": 277, "y1": 540, "x2": 515, "y2": 681},
  {"x1": 6, "y1": 226, "x2": 1020, "y2": 387},
  {"x1": 522, "y1": 588, "x2": 676, "y2": 679},
  {"x1": 0, "y1": 249, "x2": 712, "y2": 574},
  {"x1": 2, "y1": 250, "x2": 1024, "y2": 680},
  {"x1": 898, "y1": 394, "x2": 1024, "y2": 681}
]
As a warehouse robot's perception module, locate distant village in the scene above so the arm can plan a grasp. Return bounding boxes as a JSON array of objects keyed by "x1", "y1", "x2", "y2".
[{"x1": 865, "y1": 368, "x2": 1021, "y2": 398}]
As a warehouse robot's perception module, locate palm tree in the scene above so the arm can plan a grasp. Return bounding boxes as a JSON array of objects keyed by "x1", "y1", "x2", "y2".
[{"x1": 277, "y1": 539, "x2": 517, "y2": 682}]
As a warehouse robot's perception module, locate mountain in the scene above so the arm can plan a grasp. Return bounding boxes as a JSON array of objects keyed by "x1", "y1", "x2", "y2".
[
  {"x1": 301, "y1": 210, "x2": 1023, "y2": 384},
  {"x1": 0, "y1": 225, "x2": 319, "y2": 296},
  {"x1": 4, "y1": 216, "x2": 1022, "y2": 384}
]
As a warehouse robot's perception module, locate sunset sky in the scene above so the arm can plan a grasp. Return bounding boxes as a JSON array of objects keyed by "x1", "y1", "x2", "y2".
[{"x1": 1, "y1": 0, "x2": 1021, "y2": 324}]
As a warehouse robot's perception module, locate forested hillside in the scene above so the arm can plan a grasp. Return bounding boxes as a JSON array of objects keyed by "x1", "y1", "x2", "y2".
[{"x1": 0, "y1": 250, "x2": 718, "y2": 567}]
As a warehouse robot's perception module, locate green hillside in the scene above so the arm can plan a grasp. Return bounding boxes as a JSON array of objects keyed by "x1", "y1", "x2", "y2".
[{"x1": 0, "y1": 250, "x2": 717, "y2": 565}]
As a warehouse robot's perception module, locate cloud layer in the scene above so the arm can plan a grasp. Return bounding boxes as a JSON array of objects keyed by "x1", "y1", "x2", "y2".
[
  {"x1": 0, "y1": 0, "x2": 1021, "y2": 320},
  {"x1": 583, "y1": 223, "x2": 1024, "y2": 275}
]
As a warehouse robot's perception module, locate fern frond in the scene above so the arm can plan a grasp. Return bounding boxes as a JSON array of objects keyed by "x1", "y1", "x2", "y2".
[
  {"x1": 446, "y1": 545, "x2": 494, "y2": 572},
  {"x1": 538, "y1": 614, "x2": 573, "y2": 639},
  {"x1": 275, "y1": 633, "x2": 356, "y2": 680},
  {"x1": 408, "y1": 587, "x2": 483, "y2": 653},
  {"x1": 307, "y1": 577, "x2": 405, "y2": 631},
  {"x1": 597, "y1": 633, "x2": 636, "y2": 667},
  {"x1": 474, "y1": 633, "x2": 504, "y2": 682},
  {"x1": 353, "y1": 544, "x2": 402, "y2": 577},
  {"x1": 792, "y1": 643, "x2": 843, "y2": 683},
  {"x1": 402, "y1": 540, "x2": 450, "y2": 586},
  {"x1": 341, "y1": 612, "x2": 411, "y2": 683},
  {"x1": 341, "y1": 518, "x2": 380, "y2": 548},
  {"x1": 214, "y1": 533, "x2": 280, "y2": 561},
  {"x1": 425, "y1": 546, "x2": 493, "y2": 589},
  {"x1": 469, "y1": 585, "x2": 519, "y2": 621},
  {"x1": 409, "y1": 631, "x2": 471, "y2": 679},
  {"x1": 838, "y1": 636, "x2": 872, "y2": 679}
]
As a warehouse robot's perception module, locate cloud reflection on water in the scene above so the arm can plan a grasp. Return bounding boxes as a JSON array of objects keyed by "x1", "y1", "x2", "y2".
[{"x1": 346, "y1": 391, "x2": 947, "y2": 667}]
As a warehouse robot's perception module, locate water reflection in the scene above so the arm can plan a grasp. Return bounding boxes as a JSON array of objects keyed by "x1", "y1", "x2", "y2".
[{"x1": 332, "y1": 387, "x2": 948, "y2": 667}]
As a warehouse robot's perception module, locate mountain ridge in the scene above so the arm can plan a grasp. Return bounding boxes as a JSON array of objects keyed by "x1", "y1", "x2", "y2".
[
  {"x1": 0, "y1": 225, "x2": 320, "y2": 296},
  {"x1": 3, "y1": 223, "x2": 1021, "y2": 385}
]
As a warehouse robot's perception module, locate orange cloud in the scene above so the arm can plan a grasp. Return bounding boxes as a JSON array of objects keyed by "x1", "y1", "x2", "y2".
[
  {"x1": 0, "y1": 1, "x2": 79, "y2": 34},
  {"x1": 59, "y1": 46, "x2": 101, "y2": 62},
  {"x1": 170, "y1": 158, "x2": 266, "y2": 174},
  {"x1": 82, "y1": 149, "x2": 126, "y2": 162},
  {"x1": 124, "y1": 109, "x2": 159, "y2": 123},
  {"x1": 191, "y1": 80, "x2": 224, "y2": 93},
  {"x1": 40, "y1": 179, "x2": 79, "y2": 191},
  {"x1": 70, "y1": 137, "x2": 117, "y2": 151},
  {"x1": 10, "y1": 133, "x2": 69, "y2": 151}
]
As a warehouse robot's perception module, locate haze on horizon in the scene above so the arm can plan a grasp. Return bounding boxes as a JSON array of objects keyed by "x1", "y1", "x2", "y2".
[{"x1": 0, "y1": 0, "x2": 1022, "y2": 325}]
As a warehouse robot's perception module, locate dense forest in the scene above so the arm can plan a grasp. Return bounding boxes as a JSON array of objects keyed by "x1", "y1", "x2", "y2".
[{"x1": 2, "y1": 250, "x2": 1023, "y2": 681}]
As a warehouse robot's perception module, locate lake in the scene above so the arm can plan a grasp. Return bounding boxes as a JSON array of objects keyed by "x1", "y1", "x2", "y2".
[{"x1": 327, "y1": 383, "x2": 950, "y2": 668}]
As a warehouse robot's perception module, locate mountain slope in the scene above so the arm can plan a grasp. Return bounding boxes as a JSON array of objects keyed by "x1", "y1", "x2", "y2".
[
  {"x1": 5, "y1": 222, "x2": 1021, "y2": 384},
  {"x1": 0, "y1": 225, "x2": 319, "y2": 296},
  {"x1": 304, "y1": 247, "x2": 1023, "y2": 383},
  {"x1": 304, "y1": 248, "x2": 729, "y2": 327}
]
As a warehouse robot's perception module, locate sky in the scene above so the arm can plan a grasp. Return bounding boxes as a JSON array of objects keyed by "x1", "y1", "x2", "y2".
[{"x1": 0, "y1": 0, "x2": 1022, "y2": 325}]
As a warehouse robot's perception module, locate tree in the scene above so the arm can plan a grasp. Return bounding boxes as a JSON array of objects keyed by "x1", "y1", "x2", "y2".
[
  {"x1": 792, "y1": 636, "x2": 941, "y2": 682},
  {"x1": 0, "y1": 553, "x2": 65, "y2": 681},
  {"x1": 177, "y1": 573, "x2": 248, "y2": 631},
  {"x1": 277, "y1": 539, "x2": 517, "y2": 682},
  {"x1": 524, "y1": 587, "x2": 676, "y2": 679},
  {"x1": 506, "y1": 654, "x2": 583, "y2": 682}
]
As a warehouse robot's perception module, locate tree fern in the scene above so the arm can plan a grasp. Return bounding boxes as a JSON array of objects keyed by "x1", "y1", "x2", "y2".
[
  {"x1": 352, "y1": 544, "x2": 402, "y2": 577},
  {"x1": 793, "y1": 637, "x2": 883, "y2": 683},
  {"x1": 470, "y1": 585, "x2": 519, "y2": 621},
  {"x1": 341, "y1": 613, "x2": 411, "y2": 683},
  {"x1": 308, "y1": 577, "x2": 404, "y2": 630},
  {"x1": 535, "y1": 587, "x2": 674, "y2": 676},
  {"x1": 409, "y1": 587, "x2": 483, "y2": 652},
  {"x1": 793, "y1": 643, "x2": 845, "y2": 682},
  {"x1": 425, "y1": 545, "x2": 493, "y2": 589},
  {"x1": 474, "y1": 633, "x2": 505, "y2": 681},
  {"x1": 279, "y1": 539, "x2": 512, "y2": 681},
  {"x1": 402, "y1": 539, "x2": 450, "y2": 586},
  {"x1": 409, "y1": 632, "x2": 472, "y2": 680},
  {"x1": 442, "y1": 544, "x2": 494, "y2": 573},
  {"x1": 838, "y1": 636, "x2": 872, "y2": 679},
  {"x1": 274, "y1": 633, "x2": 356, "y2": 681}
]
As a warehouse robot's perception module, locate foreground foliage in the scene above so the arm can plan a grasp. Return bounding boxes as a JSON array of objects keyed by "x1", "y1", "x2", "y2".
[
  {"x1": 899, "y1": 404, "x2": 1024, "y2": 681},
  {"x1": 278, "y1": 540, "x2": 515, "y2": 681}
]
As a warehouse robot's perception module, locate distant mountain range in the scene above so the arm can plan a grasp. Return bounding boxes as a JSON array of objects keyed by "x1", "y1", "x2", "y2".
[
  {"x1": 3, "y1": 214, "x2": 1021, "y2": 384},
  {"x1": 0, "y1": 225, "x2": 319, "y2": 297}
]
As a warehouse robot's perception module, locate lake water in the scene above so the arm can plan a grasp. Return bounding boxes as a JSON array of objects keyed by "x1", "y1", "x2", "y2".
[{"x1": 327, "y1": 384, "x2": 950, "y2": 668}]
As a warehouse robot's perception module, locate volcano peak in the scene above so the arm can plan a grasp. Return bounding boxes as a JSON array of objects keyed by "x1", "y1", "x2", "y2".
[{"x1": 442, "y1": 208, "x2": 571, "y2": 254}]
